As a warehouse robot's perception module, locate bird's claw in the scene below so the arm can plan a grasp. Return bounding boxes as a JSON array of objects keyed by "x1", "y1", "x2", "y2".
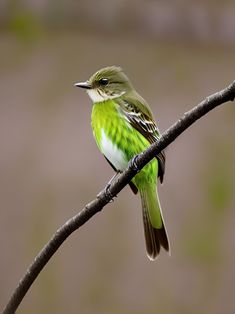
[
  {"x1": 129, "y1": 155, "x2": 140, "y2": 173},
  {"x1": 97, "y1": 172, "x2": 120, "y2": 202},
  {"x1": 97, "y1": 186, "x2": 113, "y2": 202},
  {"x1": 105, "y1": 183, "x2": 115, "y2": 202}
]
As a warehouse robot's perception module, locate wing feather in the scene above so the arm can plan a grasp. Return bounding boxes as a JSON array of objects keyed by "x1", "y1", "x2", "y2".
[{"x1": 117, "y1": 95, "x2": 165, "y2": 183}]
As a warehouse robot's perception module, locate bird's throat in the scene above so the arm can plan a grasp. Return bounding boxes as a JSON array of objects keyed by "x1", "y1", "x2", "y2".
[{"x1": 87, "y1": 89, "x2": 125, "y2": 103}]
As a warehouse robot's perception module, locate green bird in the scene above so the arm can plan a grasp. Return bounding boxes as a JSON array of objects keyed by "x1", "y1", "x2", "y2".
[{"x1": 75, "y1": 66, "x2": 169, "y2": 260}]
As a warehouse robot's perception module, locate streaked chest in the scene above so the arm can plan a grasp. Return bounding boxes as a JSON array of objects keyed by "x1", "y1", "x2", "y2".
[{"x1": 91, "y1": 100, "x2": 129, "y2": 170}]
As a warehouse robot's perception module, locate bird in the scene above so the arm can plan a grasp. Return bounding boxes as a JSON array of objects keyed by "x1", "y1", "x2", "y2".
[{"x1": 75, "y1": 66, "x2": 169, "y2": 260}]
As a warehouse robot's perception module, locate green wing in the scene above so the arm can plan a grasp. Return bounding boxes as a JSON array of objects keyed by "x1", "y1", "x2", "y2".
[{"x1": 117, "y1": 92, "x2": 165, "y2": 183}]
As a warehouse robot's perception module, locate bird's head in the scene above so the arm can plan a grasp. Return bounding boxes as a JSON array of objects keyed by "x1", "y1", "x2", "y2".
[{"x1": 75, "y1": 66, "x2": 133, "y2": 103}]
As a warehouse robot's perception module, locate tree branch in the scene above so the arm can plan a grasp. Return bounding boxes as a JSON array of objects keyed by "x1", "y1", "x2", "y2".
[{"x1": 3, "y1": 81, "x2": 235, "y2": 314}]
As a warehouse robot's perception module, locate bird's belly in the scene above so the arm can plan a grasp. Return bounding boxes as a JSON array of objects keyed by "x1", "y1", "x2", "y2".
[
  {"x1": 100, "y1": 129, "x2": 128, "y2": 171},
  {"x1": 91, "y1": 101, "x2": 156, "y2": 177}
]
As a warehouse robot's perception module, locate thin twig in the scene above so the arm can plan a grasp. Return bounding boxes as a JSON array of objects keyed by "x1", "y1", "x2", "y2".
[{"x1": 3, "y1": 80, "x2": 235, "y2": 314}]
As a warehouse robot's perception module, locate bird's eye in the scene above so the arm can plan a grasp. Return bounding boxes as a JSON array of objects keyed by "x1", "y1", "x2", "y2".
[{"x1": 99, "y1": 78, "x2": 109, "y2": 86}]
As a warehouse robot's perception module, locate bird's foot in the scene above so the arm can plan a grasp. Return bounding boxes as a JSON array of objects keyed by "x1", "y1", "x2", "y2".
[
  {"x1": 97, "y1": 171, "x2": 121, "y2": 202},
  {"x1": 105, "y1": 171, "x2": 121, "y2": 201},
  {"x1": 129, "y1": 155, "x2": 140, "y2": 173}
]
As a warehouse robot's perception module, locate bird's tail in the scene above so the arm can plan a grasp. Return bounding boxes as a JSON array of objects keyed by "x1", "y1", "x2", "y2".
[{"x1": 140, "y1": 185, "x2": 170, "y2": 260}]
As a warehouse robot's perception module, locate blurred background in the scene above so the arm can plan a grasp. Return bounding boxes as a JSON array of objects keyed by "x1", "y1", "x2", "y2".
[{"x1": 0, "y1": 1, "x2": 235, "y2": 313}]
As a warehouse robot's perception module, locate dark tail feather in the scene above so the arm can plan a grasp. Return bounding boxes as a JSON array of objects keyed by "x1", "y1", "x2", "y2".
[{"x1": 141, "y1": 189, "x2": 170, "y2": 260}]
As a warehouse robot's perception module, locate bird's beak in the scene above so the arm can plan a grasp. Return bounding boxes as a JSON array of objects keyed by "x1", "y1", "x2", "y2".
[{"x1": 74, "y1": 81, "x2": 92, "y2": 89}]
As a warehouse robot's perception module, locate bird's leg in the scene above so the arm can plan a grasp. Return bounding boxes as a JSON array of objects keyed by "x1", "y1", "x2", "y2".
[
  {"x1": 107, "y1": 170, "x2": 122, "y2": 186},
  {"x1": 97, "y1": 171, "x2": 122, "y2": 201},
  {"x1": 105, "y1": 171, "x2": 122, "y2": 200}
]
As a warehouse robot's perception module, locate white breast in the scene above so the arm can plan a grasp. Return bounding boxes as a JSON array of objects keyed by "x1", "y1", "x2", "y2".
[{"x1": 100, "y1": 129, "x2": 128, "y2": 171}]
